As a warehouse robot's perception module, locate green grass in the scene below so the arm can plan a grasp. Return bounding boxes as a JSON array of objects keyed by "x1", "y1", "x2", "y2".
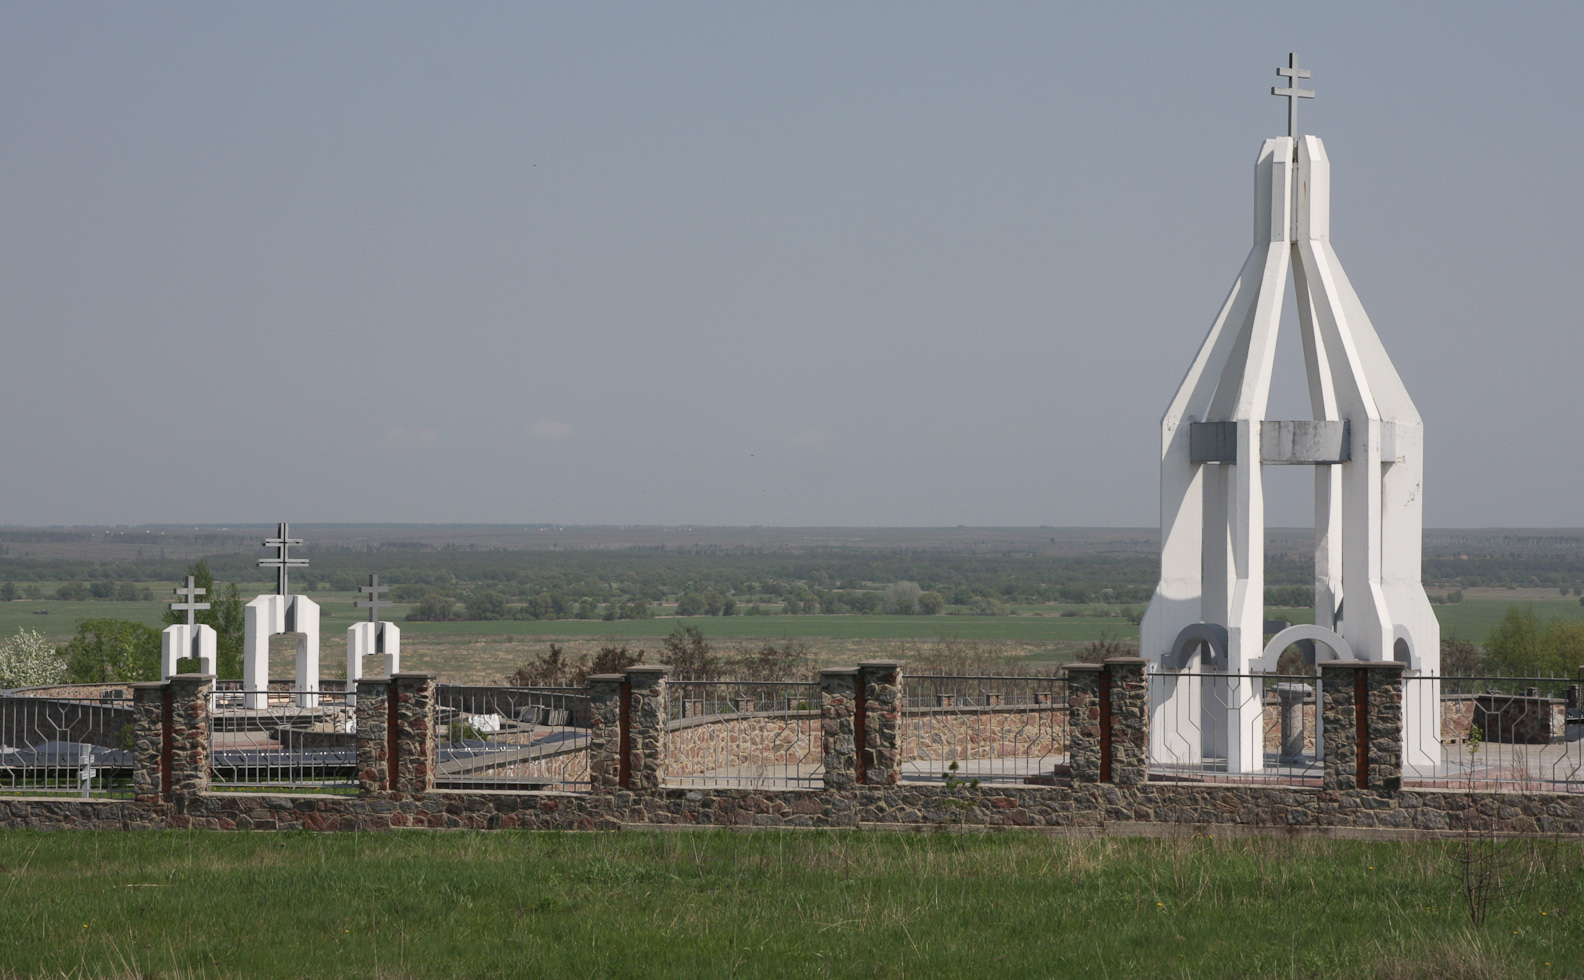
[
  {"x1": 1435, "y1": 598, "x2": 1584, "y2": 644},
  {"x1": 0, "y1": 829, "x2": 1577, "y2": 979},
  {"x1": 5, "y1": 592, "x2": 1582, "y2": 652}
]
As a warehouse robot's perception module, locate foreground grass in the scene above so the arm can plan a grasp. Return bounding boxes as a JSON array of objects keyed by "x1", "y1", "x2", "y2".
[{"x1": 0, "y1": 830, "x2": 1579, "y2": 979}]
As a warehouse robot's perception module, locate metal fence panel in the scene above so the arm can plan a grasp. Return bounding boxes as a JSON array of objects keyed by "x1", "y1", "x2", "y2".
[
  {"x1": 208, "y1": 689, "x2": 357, "y2": 792},
  {"x1": 1404, "y1": 673, "x2": 1583, "y2": 794},
  {"x1": 0, "y1": 692, "x2": 134, "y2": 798},
  {"x1": 1147, "y1": 670, "x2": 1322, "y2": 786},
  {"x1": 435, "y1": 685, "x2": 590, "y2": 792},
  {"x1": 900, "y1": 673, "x2": 1067, "y2": 784},
  {"x1": 666, "y1": 679, "x2": 822, "y2": 789}
]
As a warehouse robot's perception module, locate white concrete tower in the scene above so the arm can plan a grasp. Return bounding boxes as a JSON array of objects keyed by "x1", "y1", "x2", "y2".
[
  {"x1": 242, "y1": 523, "x2": 322, "y2": 709},
  {"x1": 1140, "y1": 57, "x2": 1440, "y2": 773}
]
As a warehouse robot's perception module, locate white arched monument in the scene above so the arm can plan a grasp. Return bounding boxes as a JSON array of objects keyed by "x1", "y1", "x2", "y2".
[
  {"x1": 346, "y1": 574, "x2": 401, "y2": 705},
  {"x1": 161, "y1": 576, "x2": 216, "y2": 680},
  {"x1": 243, "y1": 523, "x2": 321, "y2": 709},
  {"x1": 1140, "y1": 56, "x2": 1440, "y2": 774}
]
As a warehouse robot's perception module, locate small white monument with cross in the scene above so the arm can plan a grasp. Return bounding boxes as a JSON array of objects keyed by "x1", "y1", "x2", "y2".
[
  {"x1": 1140, "y1": 54, "x2": 1440, "y2": 774},
  {"x1": 243, "y1": 523, "x2": 322, "y2": 709},
  {"x1": 346, "y1": 574, "x2": 401, "y2": 702},
  {"x1": 161, "y1": 576, "x2": 217, "y2": 680}
]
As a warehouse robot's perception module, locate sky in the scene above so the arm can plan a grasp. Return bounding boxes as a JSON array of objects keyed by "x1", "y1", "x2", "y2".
[{"x1": 1, "y1": 2, "x2": 1579, "y2": 529}]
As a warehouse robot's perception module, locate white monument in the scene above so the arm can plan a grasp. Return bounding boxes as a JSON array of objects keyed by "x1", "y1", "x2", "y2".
[
  {"x1": 160, "y1": 576, "x2": 216, "y2": 680},
  {"x1": 243, "y1": 523, "x2": 321, "y2": 709},
  {"x1": 1140, "y1": 55, "x2": 1440, "y2": 773},
  {"x1": 346, "y1": 573, "x2": 401, "y2": 704}
]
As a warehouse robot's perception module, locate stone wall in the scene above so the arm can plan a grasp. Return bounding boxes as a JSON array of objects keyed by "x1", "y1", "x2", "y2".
[
  {"x1": 1472, "y1": 694, "x2": 1567, "y2": 744},
  {"x1": 667, "y1": 712, "x2": 821, "y2": 780},
  {"x1": 900, "y1": 705, "x2": 1065, "y2": 766},
  {"x1": 8, "y1": 659, "x2": 1584, "y2": 840},
  {"x1": 3, "y1": 781, "x2": 1582, "y2": 836}
]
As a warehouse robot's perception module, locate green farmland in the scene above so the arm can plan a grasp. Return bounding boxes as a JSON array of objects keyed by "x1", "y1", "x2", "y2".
[{"x1": 5, "y1": 593, "x2": 1582, "y2": 651}]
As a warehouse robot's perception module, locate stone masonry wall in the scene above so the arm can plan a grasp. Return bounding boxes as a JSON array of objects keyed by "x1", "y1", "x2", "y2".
[
  {"x1": 857, "y1": 663, "x2": 901, "y2": 786},
  {"x1": 667, "y1": 712, "x2": 821, "y2": 780},
  {"x1": 390, "y1": 673, "x2": 436, "y2": 798},
  {"x1": 129, "y1": 682, "x2": 166, "y2": 804},
  {"x1": 900, "y1": 705, "x2": 1065, "y2": 767},
  {"x1": 1106, "y1": 659, "x2": 1149, "y2": 786},
  {"x1": 819, "y1": 669, "x2": 858, "y2": 790},
  {"x1": 623, "y1": 667, "x2": 668, "y2": 792},
  {"x1": 10, "y1": 660, "x2": 1584, "y2": 839},
  {"x1": 6, "y1": 781, "x2": 1583, "y2": 836},
  {"x1": 166, "y1": 675, "x2": 212, "y2": 797},
  {"x1": 1066, "y1": 665, "x2": 1102, "y2": 782},
  {"x1": 355, "y1": 678, "x2": 391, "y2": 794}
]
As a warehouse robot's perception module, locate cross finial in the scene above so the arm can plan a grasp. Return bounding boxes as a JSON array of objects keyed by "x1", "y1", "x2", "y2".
[
  {"x1": 259, "y1": 522, "x2": 308, "y2": 596},
  {"x1": 1271, "y1": 52, "x2": 1315, "y2": 139},
  {"x1": 354, "y1": 574, "x2": 393, "y2": 623},
  {"x1": 171, "y1": 575, "x2": 210, "y2": 627}
]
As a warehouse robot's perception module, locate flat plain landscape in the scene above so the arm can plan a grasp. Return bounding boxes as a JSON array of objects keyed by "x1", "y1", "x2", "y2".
[{"x1": 3, "y1": 526, "x2": 1582, "y2": 682}]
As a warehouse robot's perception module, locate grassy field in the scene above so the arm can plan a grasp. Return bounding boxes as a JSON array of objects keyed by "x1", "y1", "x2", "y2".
[
  {"x1": 4, "y1": 590, "x2": 1581, "y2": 665},
  {"x1": 0, "y1": 829, "x2": 1577, "y2": 979}
]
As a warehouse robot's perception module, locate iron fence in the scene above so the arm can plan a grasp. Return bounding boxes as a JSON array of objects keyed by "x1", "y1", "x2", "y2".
[
  {"x1": 1403, "y1": 673, "x2": 1584, "y2": 793},
  {"x1": 0, "y1": 692, "x2": 135, "y2": 798},
  {"x1": 900, "y1": 673, "x2": 1067, "y2": 784},
  {"x1": 666, "y1": 679, "x2": 822, "y2": 788},
  {"x1": 434, "y1": 685, "x2": 591, "y2": 791},
  {"x1": 1147, "y1": 670, "x2": 1322, "y2": 786},
  {"x1": 208, "y1": 690, "x2": 358, "y2": 792}
]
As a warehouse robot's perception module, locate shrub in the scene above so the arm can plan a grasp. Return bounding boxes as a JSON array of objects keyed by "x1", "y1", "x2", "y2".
[
  {"x1": 0, "y1": 628, "x2": 67, "y2": 689},
  {"x1": 884, "y1": 581, "x2": 921, "y2": 615},
  {"x1": 62, "y1": 619, "x2": 160, "y2": 683},
  {"x1": 406, "y1": 594, "x2": 455, "y2": 622},
  {"x1": 660, "y1": 625, "x2": 720, "y2": 678}
]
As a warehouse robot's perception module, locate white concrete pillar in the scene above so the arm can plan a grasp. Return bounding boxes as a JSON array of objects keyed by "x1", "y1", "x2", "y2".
[
  {"x1": 160, "y1": 624, "x2": 216, "y2": 680},
  {"x1": 242, "y1": 594, "x2": 322, "y2": 709},
  {"x1": 346, "y1": 621, "x2": 401, "y2": 703}
]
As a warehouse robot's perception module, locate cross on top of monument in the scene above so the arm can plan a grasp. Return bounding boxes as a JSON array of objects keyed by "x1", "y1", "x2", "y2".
[
  {"x1": 259, "y1": 522, "x2": 309, "y2": 596},
  {"x1": 354, "y1": 574, "x2": 394, "y2": 623},
  {"x1": 170, "y1": 575, "x2": 210, "y2": 627},
  {"x1": 1271, "y1": 52, "x2": 1315, "y2": 139}
]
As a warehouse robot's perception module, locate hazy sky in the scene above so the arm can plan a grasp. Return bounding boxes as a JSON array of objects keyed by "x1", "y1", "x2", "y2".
[{"x1": 2, "y1": 3, "x2": 1579, "y2": 528}]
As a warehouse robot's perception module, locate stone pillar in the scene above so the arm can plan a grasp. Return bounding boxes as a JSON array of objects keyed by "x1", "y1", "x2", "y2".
[
  {"x1": 1321, "y1": 661, "x2": 1404, "y2": 792},
  {"x1": 1065, "y1": 664, "x2": 1103, "y2": 783},
  {"x1": 165, "y1": 675, "x2": 213, "y2": 797},
  {"x1": 1275, "y1": 683, "x2": 1309, "y2": 764},
  {"x1": 857, "y1": 662, "x2": 902, "y2": 785},
  {"x1": 389, "y1": 672, "x2": 436, "y2": 798},
  {"x1": 1104, "y1": 658, "x2": 1149, "y2": 786},
  {"x1": 355, "y1": 676, "x2": 391, "y2": 795},
  {"x1": 129, "y1": 681, "x2": 168, "y2": 804},
  {"x1": 623, "y1": 665, "x2": 669, "y2": 792},
  {"x1": 819, "y1": 668, "x2": 859, "y2": 790},
  {"x1": 586, "y1": 674, "x2": 624, "y2": 793}
]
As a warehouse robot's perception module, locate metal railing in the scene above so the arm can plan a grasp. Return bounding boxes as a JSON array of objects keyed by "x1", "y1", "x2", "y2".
[
  {"x1": 1404, "y1": 673, "x2": 1584, "y2": 794},
  {"x1": 901, "y1": 673, "x2": 1067, "y2": 784},
  {"x1": 0, "y1": 691, "x2": 135, "y2": 797},
  {"x1": 666, "y1": 679, "x2": 822, "y2": 788},
  {"x1": 208, "y1": 690, "x2": 357, "y2": 792},
  {"x1": 434, "y1": 685, "x2": 591, "y2": 791},
  {"x1": 1147, "y1": 670, "x2": 1322, "y2": 786}
]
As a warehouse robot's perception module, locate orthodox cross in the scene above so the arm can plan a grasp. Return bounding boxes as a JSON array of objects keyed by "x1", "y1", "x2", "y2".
[
  {"x1": 354, "y1": 574, "x2": 393, "y2": 623},
  {"x1": 259, "y1": 522, "x2": 308, "y2": 596},
  {"x1": 1271, "y1": 52, "x2": 1314, "y2": 139},
  {"x1": 170, "y1": 576, "x2": 210, "y2": 627}
]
